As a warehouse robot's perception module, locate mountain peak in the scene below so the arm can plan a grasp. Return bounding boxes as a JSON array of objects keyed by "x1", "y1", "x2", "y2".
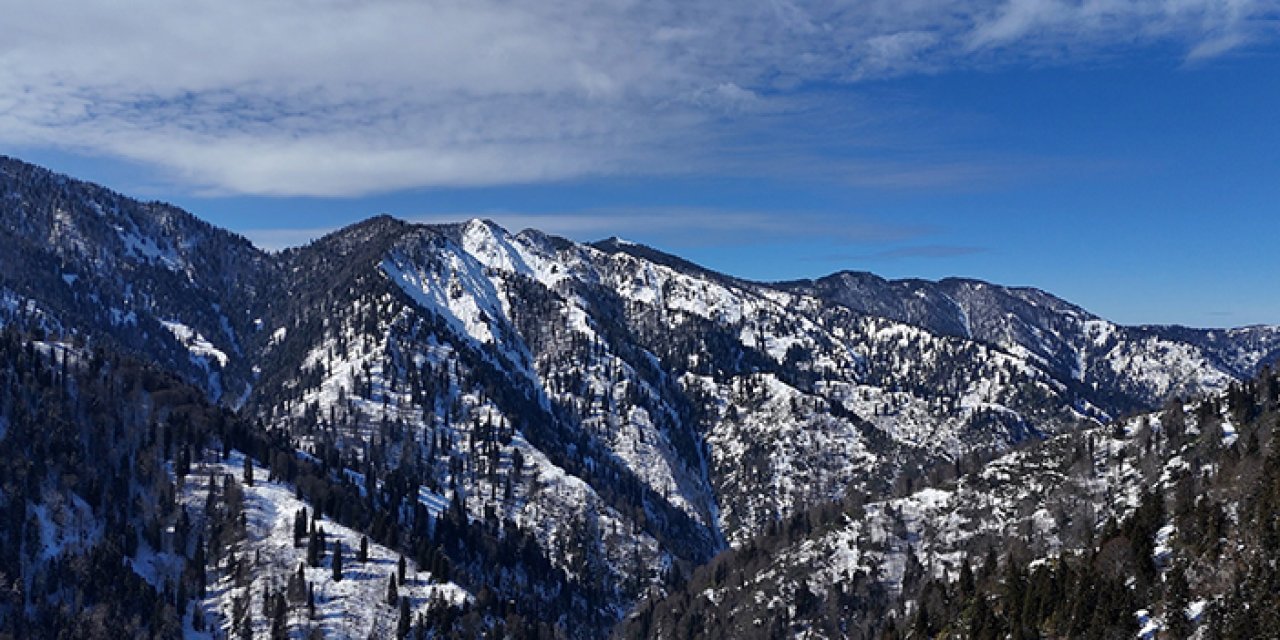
[
  {"x1": 463, "y1": 216, "x2": 506, "y2": 231},
  {"x1": 290, "y1": 213, "x2": 410, "y2": 257},
  {"x1": 594, "y1": 235, "x2": 637, "y2": 248}
]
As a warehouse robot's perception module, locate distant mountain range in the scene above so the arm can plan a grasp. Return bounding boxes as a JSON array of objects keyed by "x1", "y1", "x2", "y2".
[{"x1": 1, "y1": 154, "x2": 1276, "y2": 638}]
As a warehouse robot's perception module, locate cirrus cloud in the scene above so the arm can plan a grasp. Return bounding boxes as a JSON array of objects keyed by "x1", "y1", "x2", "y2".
[{"x1": 0, "y1": 0, "x2": 1273, "y2": 196}]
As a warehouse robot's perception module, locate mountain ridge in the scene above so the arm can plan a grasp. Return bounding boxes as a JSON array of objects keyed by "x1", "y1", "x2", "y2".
[{"x1": 3, "y1": 154, "x2": 1279, "y2": 637}]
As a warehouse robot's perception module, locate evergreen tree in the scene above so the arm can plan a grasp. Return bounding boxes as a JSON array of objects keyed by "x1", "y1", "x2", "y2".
[
  {"x1": 287, "y1": 563, "x2": 306, "y2": 604},
  {"x1": 1165, "y1": 563, "x2": 1192, "y2": 640},
  {"x1": 969, "y1": 595, "x2": 1000, "y2": 640},
  {"x1": 307, "y1": 527, "x2": 323, "y2": 568},
  {"x1": 293, "y1": 508, "x2": 307, "y2": 548},
  {"x1": 911, "y1": 600, "x2": 931, "y2": 638},
  {"x1": 193, "y1": 535, "x2": 208, "y2": 597},
  {"x1": 387, "y1": 574, "x2": 399, "y2": 606},
  {"x1": 332, "y1": 541, "x2": 344, "y2": 582},
  {"x1": 177, "y1": 444, "x2": 191, "y2": 478},
  {"x1": 359, "y1": 535, "x2": 369, "y2": 563},
  {"x1": 397, "y1": 596, "x2": 412, "y2": 638},
  {"x1": 958, "y1": 559, "x2": 975, "y2": 599},
  {"x1": 270, "y1": 592, "x2": 288, "y2": 640}
]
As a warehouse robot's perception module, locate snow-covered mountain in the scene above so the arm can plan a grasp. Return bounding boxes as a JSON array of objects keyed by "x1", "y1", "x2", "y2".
[
  {"x1": 620, "y1": 366, "x2": 1280, "y2": 639},
  {"x1": 783, "y1": 271, "x2": 1280, "y2": 414},
  {"x1": 0, "y1": 157, "x2": 270, "y2": 402},
  {"x1": 2, "y1": 155, "x2": 1277, "y2": 637}
]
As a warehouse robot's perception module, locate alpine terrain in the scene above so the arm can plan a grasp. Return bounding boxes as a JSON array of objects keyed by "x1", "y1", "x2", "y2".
[{"x1": 0, "y1": 155, "x2": 1277, "y2": 638}]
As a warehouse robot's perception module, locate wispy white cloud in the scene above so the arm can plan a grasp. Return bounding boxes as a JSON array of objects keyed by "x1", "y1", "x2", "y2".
[
  {"x1": 851, "y1": 31, "x2": 943, "y2": 80},
  {"x1": 964, "y1": 0, "x2": 1276, "y2": 57},
  {"x1": 0, "y1": 0, "x2": 1272, "y2": 196}
]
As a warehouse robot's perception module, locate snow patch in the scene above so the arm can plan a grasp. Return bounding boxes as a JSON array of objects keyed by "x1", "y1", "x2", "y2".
[
  {"x1": 118, "y1": 225, "x2": 182, "y2": 271},
  {"x1": 1136, "y1": 609, "x2": 1160, "y2": 639},
  {"x1": 162, "y1": 320, "x2": 229, "y2": 368}
]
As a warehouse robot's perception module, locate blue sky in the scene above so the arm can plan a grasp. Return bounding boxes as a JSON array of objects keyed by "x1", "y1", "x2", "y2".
[{"x1": 3, "y1": 0, "x2": 1278, "y2": 327}]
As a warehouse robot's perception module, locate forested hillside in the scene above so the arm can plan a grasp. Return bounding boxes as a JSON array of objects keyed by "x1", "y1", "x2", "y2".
[
  {"x1": 0, "y1": 328, "x2": 564, "y2": 638},
  {"x1": 2, "y1": 155, "x2": 1278, "y2": 638},
  {"x1": 618, "y1": 367, "x2": 1280, "y2": 639}
]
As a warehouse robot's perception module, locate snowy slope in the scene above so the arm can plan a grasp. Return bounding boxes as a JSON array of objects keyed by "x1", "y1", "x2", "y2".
[
  {"x1": 0, "y1": 156, "x2": 269, "y2": 403},
  {"x1": 620, "y1": 374, "x2": 1270, "y2": 638},
  {"x1": 184, "y1": 452, "x2": 469, "y2": 639},
  {"x1": 188, "y1": 213, "x2": 1279, "y2": 630},
  {"x1": 4, "y1": 155, "x2": 1280, "y2": 636},
  {"x1": 785, "y1": 271, "x2": 1280, "y2": 414}
]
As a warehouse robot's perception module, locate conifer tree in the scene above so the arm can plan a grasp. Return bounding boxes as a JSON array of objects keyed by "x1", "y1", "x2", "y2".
[
  {"x1": 1165, "y1": 563, "x2": 1192, "y2": 640},
  {"x1": 397, "y1": 596, "x2": 412, "y2": 638},
  {"x1": 332, "y1": 541, "x2": 344, "y2": 582},
  {"x1": 287, "y1": 563, "x2": 306, "y2": 604},
  {"x1": 958, "y1": 559, "x2": 975, "y2": 599},
  {"x1": 307, "y1": 527, "x2": 321, "y2": 567},
  {"x1": 270, "y1": 592, "x2": 288, "y2": 640},
  {"x1": 193, "y1": 535, "x2": 208, "y2": 597},
  {"x1": 293, "y1": 508, "x2": 307, "y2": 548}
]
